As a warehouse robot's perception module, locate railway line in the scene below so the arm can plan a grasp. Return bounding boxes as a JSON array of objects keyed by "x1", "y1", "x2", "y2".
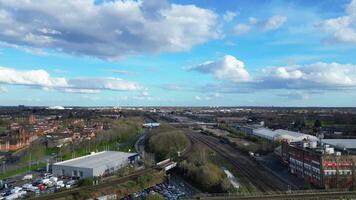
[
  {"x1": 190, "y1": 190, "x2": 356, "y2": 200},
  {"x1": 187, "y1": 132, "x2": 287, "y2": 193}
]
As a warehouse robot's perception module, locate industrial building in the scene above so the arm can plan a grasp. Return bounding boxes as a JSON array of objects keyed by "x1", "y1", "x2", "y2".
[
  {"x1": 52, "y1": 151, "x2": 139, "y2": 178},
  {"x1": 321, "y1": 139, "x2": 356, "y2": 152},
  {"x1": 281, "y1": 140, "x2": 356, "y2": 189},
  {"x1": 274, "y1": 129, "x2": 318, "y2": 142},
  {"x1": 239, "y1": 125, "x2": 317, "y2": 142}
]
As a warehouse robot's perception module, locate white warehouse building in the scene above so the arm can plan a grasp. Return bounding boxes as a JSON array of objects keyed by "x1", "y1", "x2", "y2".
[
  {"x1": 252, "y1": 128, "x2": 317, "y2": 142},
  {"x1": 52, "y1": 151, "x2": 139, "y2": 178}
]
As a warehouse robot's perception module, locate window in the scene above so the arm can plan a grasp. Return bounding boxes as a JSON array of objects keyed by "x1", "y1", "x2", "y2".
[
  {"x1": 79, "y1": 171, "x2": 83, "y2": 177},
  {"x1": 73, "y1": 170, "x2": 78, "y2": 176},
  {"x1": 61, "y1": 169, "x2": 65, "y2": 175}
]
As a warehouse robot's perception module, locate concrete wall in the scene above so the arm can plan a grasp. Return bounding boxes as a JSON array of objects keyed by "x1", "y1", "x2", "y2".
[
  {"x1": 92, "y1": 158, "x2": 130, "y2": 176},
  {"x1": 52, "y1": 165, "x2": 93, "y2": 178}
]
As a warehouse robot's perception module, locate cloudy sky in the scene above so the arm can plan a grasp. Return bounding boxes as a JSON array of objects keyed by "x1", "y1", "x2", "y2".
[{"x1": 1, "y1": 0, "x2": 356, "y2": 107}]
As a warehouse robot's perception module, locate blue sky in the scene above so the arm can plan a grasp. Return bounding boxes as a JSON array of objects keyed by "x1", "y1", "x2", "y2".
[{"x1": 1, "y1": 0, "x2": 356, "y2": 107}]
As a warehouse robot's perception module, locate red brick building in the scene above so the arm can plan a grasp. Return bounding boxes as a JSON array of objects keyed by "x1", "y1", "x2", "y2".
[
  {"x1": 282, "y1": 140, "x2": 356, "y2": 189},
  {"x1": 0, "y1": 127, "x2": 31, "y2": 151}
]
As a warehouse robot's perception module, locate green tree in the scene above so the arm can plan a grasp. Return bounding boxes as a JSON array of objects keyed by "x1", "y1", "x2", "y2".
[
  {"x1": 146, "y1": 129, "x2": 189, "y2": 161},
  {"x1": 314, "y1": 119, "x2": 322, "y2": 128},
  {"x1": 78, "y1": 177, "x2": 93, "y2": 186}
]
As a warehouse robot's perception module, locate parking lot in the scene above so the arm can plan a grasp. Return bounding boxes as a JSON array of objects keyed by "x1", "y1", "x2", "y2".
[
  {"x1": 121, "y1": 175, "x2": 199, "y2": 200},
  {"x1": 0, "y1": 168, "x2": 79, "y2": 199}
]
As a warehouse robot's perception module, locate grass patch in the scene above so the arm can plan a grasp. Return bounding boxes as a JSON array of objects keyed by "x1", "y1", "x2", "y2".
[
  {"x1": 0, "y1": 162, "x2": 46, "y2": 180},
  {"x1": 18, "y1": 143, "x2": 48, "y2": 164}
]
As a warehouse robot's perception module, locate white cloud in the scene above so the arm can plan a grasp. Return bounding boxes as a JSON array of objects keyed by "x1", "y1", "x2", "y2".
[
  {"x1": 105, "y1": 69, "x2": 132, "y2": 75},
  {"x1": 262, "y1": 66, "x2": 303, "y2": 79},
  {"x1": 317, "y1": 0, "x2": 356, "y2": 44},
  {"x1": 194, "y1": 95, "x2": 201, "y2": 100},
  {"x1": 248, "y1": 17, "x2": 258, "y2": 24},
  {"x1": 258, "y1": 62, "x2": 356, "y2": 90},
  {"x1": 194, "y1": 92, "x2": 222, "y2": 101},
  {"x1": 0, "y1": 86, "x2": 7, "y2": 93},
  {"x1": 0, "y1": 67, "x2": 68, "y2": 88},
  {"x1": 0, "y1": 42, "x2": 48, "y2": 56},
  {"x1": 81, "y1": 95, "x2": 101, "y2": 101},
  {"x1": 277, "y1": 91, "x2": 310, "y2": 100},
  {"x1": 62, "y1": 88, "x2": 100, "y2": 94},
  {"x1": 261, "y1": 15, "x2": 287, "y2": 31},
  {"x1": 0, "y1": 0, "x2": 220, "y2": 59},
  {"x1": 232, "y1": 24, "x2": 251, "y2": 35},
  {"x1": 141, "y1": 91, "x2": 149, "y2": 96},
  {"x1": 67, "y1": 77, "x2": 140, "y2": 91},
  {"x1": 194, "y1": 95, "x2": 211, "y2": 101},
  {"x1": 223, "y1": 11, "x2": 238, "y2": 22},
  {"x1": 0, "y1": 66, "x2": 141, "y2": 93},
  {"x1": 161, "y1": 83, "x2": 196, "y2": 92},
  {"x1": 186, "y1": 56, "x2": 356, "y2": 92},
  {"x1": 188, "y1": 55, "x2": 251, "y2": 82},
  {"x1": 232, "y1": 15, "x2": 287, "y2": 35},
  {"x1": 347, "y1": 0, "x2": 356, "y2": 15}
]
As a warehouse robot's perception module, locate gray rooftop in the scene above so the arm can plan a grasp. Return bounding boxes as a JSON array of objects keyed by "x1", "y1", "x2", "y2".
[
  {"x1": 53, "y1": 151, "x2": 137, "y2": 168},
  {"x1": 322, "y1": 139, "x2": 356, "y2": 150}
]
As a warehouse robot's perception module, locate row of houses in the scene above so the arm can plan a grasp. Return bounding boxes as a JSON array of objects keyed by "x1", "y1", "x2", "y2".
[{"x1": 0, "y1": 115, "x2": 59, "y2": 151}]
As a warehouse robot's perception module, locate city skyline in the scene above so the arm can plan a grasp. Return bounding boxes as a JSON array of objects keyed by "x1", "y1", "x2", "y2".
[{"x1": 1, "y1": 0, "x2": 356, "y2": 107}]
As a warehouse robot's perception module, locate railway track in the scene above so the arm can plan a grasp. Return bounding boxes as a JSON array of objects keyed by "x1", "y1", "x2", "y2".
[
  {"x1": 189, "y1": 190, "x2": 356, "y2": 200},
  {"x1": 188, "y1": 132, "x2": 286, "y2": 193}
]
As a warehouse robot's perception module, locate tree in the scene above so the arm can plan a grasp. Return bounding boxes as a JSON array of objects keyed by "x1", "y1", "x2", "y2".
[
  {"x1": 314, "y1": 119, "x2": 322, "y2": 128},
  {"x1": 78, "y1": 177, "x2": 93, "y2": 186},
  {"x1": 146, "y1": 129, "x2": 189, "y2": 161}
]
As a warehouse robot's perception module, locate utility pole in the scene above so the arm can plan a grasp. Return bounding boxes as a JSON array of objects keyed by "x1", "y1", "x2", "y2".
[
  {"x1": 29, "y1": 152, "x2": 32, "y2": 170},
  {"x1": 46, "y1": 159, "x2": 49, "y2": 173},
  {"x1": 2, "y1": 161, "x2": 5, "y2": 173}
]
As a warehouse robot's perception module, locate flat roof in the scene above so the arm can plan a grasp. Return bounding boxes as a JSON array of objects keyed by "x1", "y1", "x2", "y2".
[
  {"x1": 253, "y1": 128, "x2": 317, "y2": 141},
  {"x1": 274, "y1": 129, "x2": 318, "y2": 140},
  {"x1": 53, "y1": 151, "x2": 137, "y2": 168},
  {"x1": 253, "y1": 128, "x2": 276, "y2": 138},
  {"x1": 275, "y1": 129, "x2": 304, "y2": 137},
  {"x1": 322, "y1": 139, "x2": 356, "y2": 149}
]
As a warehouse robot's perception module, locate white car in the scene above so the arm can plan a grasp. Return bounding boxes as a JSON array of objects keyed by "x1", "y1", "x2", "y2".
[
  {"x1": 10, "y1": 187, "x2": 22, "y2": 194},
  {"x1": 5, "y1": 191, "x2": 26, "y2": 200},
  {"x1": 50, "y1": 177, "x2": 58, "y2": 182},
  {"x1": 22, "y1": 174, "x2": 33, "y2": 180},
  {"x1": 22, "y1": 184, "x2": 39, "y2": 192}
]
